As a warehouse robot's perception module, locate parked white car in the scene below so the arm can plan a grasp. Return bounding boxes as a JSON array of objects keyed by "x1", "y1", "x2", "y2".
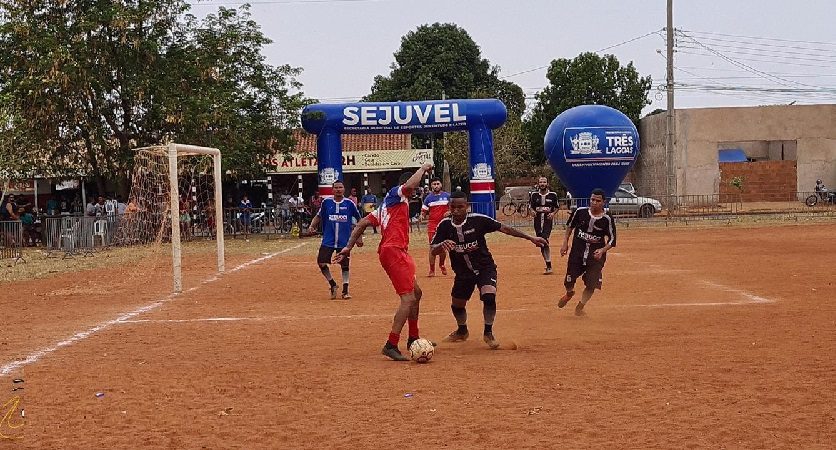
[{"x1": 608, "y1": 188, "x2": 662, "y2": 218}]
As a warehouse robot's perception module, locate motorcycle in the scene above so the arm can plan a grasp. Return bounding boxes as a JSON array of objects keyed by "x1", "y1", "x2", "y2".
[{"x1": 805, "y1": 182, "x2": 836, "y2": 207}]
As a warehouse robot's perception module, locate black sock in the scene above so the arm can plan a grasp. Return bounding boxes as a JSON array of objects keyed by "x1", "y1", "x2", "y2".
[
  {"x1": 457, "y1": 324, "x2": 468, "y2": 334},
  {"x1": 342, "y1": 283, "x2": 349, "y2": 294},
  {"x1": 484, "y1": 324, "x2": 493, "y2": 335},
  {"x1": 546, "y1": 261, "x2": 552, "y2": 269},
  {"x1": 328, "y1": 279, "x2": 337, "y2": 287}
]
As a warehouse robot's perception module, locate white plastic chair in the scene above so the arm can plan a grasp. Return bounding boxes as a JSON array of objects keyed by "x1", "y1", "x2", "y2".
[{"x1": 93, "y1": 219, "x2": 108, "y2": 247}]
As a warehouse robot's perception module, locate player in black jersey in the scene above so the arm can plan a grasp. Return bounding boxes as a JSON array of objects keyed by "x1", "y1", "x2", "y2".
[
  {"x1": 431, "y1": 191, "x2": 547, "y2": 349},
  {"x1": 558, "y1": 188, "x2": 617, "y2": 316},
  {"x1": 529, "y1": 176, "x2": 560, "y2": 275}
]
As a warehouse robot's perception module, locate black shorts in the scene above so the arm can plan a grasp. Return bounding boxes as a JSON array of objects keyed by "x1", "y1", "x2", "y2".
[
  {"x1": 534, "y1": 214, "x2": 553, "y2": 241},
  {"x1": 317, "y1": 245, "x2": 349, "y2": 270},
  {"x1": 565, "y1": 257, "x2": 605, "y2": 290},
  {"x1": 451, "y1": 266, "x2": 498, "y2": 300}
]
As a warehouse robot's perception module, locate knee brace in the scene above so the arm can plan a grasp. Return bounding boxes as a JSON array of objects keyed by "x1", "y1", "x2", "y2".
[{"x1": 480, "y1": 293, "x2": 496, "y2": 311}]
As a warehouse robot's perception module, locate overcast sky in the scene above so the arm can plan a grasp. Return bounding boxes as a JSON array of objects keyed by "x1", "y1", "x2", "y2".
[{"x1": 188, "y1": 0, "x2": 836, "y2": 114}]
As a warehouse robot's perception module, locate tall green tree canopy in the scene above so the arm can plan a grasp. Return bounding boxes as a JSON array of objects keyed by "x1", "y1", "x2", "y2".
[
  {"x1": 366, "y1": 22, "x2": 525, "y2": 117},
  {"x1": 524, "y1": 52, "x2": 652, "y2": 165},
  {"x1": 0, "y1": 1, "x2": 306, "y2": 194}
]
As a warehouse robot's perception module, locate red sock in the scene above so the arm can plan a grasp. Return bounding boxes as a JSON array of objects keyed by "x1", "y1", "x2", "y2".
[
  {"x1": 429, "y1": 264, "x2": 435, "y2": 271},
  {"x1": 408, "y1": 319, "x2": 419, "y2": 339},
  {"x1": 388, "y1": 332, "x2": 400, "y2": 346}
]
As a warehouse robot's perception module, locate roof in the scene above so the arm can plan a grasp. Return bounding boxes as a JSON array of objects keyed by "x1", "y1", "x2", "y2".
[{"x1": 290, "y1": 129, "x2": 412, "y2": 153}]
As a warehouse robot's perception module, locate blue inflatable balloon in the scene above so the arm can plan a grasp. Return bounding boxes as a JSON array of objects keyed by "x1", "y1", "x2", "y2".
[{"x1": 544, "y1": 105, "x2": 640, "y2": 200}]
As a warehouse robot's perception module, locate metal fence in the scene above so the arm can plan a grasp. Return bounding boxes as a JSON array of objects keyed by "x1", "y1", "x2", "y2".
[
  {"x1": 220, "y1": 207, "x2": 304, "y2": 239},
  {"x1": 494, "y1": 192, "x2": 835, "y2": 229},
  {"x1": 6, "y1": 192, "x2": 833, "y2": 260},
  {"x1": 42, "y1": 216, "x2": 118, "y2": 257},
  {"x1": 0, "y1": 221, "x2": 24, "y2": 262}
]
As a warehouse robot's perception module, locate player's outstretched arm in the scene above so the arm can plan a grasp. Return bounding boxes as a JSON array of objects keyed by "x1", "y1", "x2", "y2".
[
  {"x1": 335, "y1": 216, "x2": 371, "y2": 262},
  {"x1": 403, "y1": 162, "x2": 434, "y2": 191},
  {"x1": 498, "y1": 224, "x2": 548, "y2": 247}
]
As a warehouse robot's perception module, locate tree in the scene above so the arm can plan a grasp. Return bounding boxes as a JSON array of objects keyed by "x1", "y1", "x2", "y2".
[
  {"x1": 0, "y1": 1, "x2": 306, "y2": 195},
  {"x1": 443, "y1": 117, "x2": 532, "y2": 191},
  {"x1": 366, "y1": 22, "x2": 526, "y2": 175},
  {"x1": 366, "y1": 22, "x2": 524, "y2": 112},
  {"x1": 524, "y1": 52, "x2": 652, "y2": 165}
]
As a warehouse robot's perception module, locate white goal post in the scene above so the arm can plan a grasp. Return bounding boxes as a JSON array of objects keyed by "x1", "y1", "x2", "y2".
[{"x1": 131, "y1": 143, "x2": 225, "y2": 293}]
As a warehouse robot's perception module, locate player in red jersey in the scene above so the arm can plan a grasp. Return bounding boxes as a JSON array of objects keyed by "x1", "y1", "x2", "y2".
[
  {"x1": 335, "y1": 162, "x2": 435, "y2": 361},
  {"x1": 421, "y1": 177, "x2": 451, "y2": 277}
]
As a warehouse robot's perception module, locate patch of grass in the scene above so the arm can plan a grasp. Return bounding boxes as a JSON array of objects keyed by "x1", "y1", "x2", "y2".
[{"x1": 0, "y1": 235, "x2": 317, "y2": 283}]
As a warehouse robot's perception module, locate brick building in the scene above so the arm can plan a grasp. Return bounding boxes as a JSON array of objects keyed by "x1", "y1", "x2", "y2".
[{"x1": 634, "y1": 104, "x2": 836, "y2": 202}]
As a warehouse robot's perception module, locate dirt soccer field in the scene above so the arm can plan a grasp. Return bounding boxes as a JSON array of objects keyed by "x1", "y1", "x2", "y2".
[{"x1": 0, "y1": 223, "x2": 834, "y2": 448}]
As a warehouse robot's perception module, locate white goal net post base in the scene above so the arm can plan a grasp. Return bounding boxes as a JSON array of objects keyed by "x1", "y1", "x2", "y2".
[{"x1": 132, "y1": 143, "x2": 225, "y2": 293}]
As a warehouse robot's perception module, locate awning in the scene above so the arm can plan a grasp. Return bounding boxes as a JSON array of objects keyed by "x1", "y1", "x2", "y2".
[{"x1": 718, "y1": 148, "x2": 748, "y2": 163}]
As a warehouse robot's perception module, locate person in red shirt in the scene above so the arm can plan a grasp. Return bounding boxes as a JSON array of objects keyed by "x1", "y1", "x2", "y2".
[
  {"x1": 336, "y1": 162, "x2": 434, "y2": 361},
  {"x1": 421, "y1": 177, "x2": 451, "y2": 277}
]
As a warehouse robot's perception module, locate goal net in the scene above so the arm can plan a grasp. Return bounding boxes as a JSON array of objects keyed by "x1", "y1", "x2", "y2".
[{"x1": 115, "y1": 143, "x2": 224, "y2": 292}]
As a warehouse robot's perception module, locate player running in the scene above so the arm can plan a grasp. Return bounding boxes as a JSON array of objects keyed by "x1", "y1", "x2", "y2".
[
  {"x1": 421, "y1": 177, "x2": 451, "y2": 277},
  {"x1": 308, "y1": 180, "x2": 362, "y2": 299},
  {"x1": 432, "y1": 191, "x2": 548, "y2": 349},
  {"x1": 558, "y1": 188, "x2": 617, "y2": 316},
  {"x1": 335, "y1": 162, "x2": 435, "y2": 361},
  {"x1": 529, "y1": 176, "x2": 559, "y2": 274}
]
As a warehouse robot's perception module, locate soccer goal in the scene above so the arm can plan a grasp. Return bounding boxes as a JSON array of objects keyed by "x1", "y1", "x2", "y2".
[{"x1": 118, "y1": 143, "x2": 224, "y2": 293}]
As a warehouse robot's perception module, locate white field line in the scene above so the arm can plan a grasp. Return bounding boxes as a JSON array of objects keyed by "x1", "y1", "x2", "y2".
[
  {"x1": 118, "y1": 297, "x2": 774, "y2": 325},
  {"x1": 699, "y1": 280, "x2": 775, "y2": 304},
  {"x1": 0, "y1": 242, "x2": 308, "y2": 378}
]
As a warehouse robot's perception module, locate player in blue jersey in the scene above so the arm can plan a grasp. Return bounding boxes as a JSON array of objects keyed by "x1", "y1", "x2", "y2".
[{"x1": 308, "y1": 180, "x2": 363, "y2": 299}]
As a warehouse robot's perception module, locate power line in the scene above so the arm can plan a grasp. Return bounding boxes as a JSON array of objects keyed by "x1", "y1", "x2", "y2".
[
  {"x1": 676, "y1": 49, "x2": 836, "y2": 70},
  {"x1": 678, "y1": 34, "x2": 836, "y2": 56},
  {"x1": 500, "y1": 29, "x2": 663, "y2": 79},
  {"x1": 676, "y1": 31, "x2": 827, "y2": 90},
  {"x1": 677, "y1": 45, "x2": 836, "y2": 64},
  {"x1": 679, "y1": 29, "x2": 836, "y2": 48}
]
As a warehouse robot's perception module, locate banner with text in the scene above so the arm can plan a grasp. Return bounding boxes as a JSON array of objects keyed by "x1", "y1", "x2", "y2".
[{"x1": 265, "y1": 149, "x2": 434, "y2": 174}]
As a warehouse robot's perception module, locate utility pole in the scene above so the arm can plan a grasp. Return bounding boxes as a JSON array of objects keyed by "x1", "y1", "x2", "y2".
[{"x1": 665, "y1": 0, "x2": 678, "y2": 210}]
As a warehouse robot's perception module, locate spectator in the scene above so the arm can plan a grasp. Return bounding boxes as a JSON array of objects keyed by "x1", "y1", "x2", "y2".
[
  {"x1": 20, "y1": 207, "x2": 36, "y2": 246},
  {"x1": 95, "y1": 196, "x2": 106, "y2": 217},
  {"x1": 310, "y1": 191, "x2": 323, "y2": 215},
  {"x1": 239, "y1": 194, "x2": 253, "y2": 235},
  {"x1": 1, "y1": 194, "x2": 19, "y2": 221},
  {"x1": 360, "y1": 190, "x2": 379, "y2": 234},
  {"x1": 85, "y1": 196, "x2": 97, "y2": 216},
  {"x1": 348, "y1": 187, "x2": 359, "y2": 206},
  {"x1": 116, "y1": 196, "x2": 127, "y2": 215},
  {"x1": 179, "y1": 194, "x2": 192, "y2": 239},
  {"x1": 46, "y1": 197, "x2": 59, "y2": 216}
]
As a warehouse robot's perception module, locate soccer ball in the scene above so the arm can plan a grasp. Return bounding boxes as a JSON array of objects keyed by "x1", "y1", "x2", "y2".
[{"x1": 409, "y1": 339, "x2": 434, "y2": 364}]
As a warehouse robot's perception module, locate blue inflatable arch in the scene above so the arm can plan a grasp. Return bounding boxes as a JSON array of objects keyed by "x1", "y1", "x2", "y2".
[{"x1": 301, "y1": 99, "x2": 507, "y2": 218}]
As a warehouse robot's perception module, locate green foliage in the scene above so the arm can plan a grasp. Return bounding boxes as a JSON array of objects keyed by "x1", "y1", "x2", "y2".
[
  {"x1": 0, "y1": 1, "x2": 307, "y2": 193},
  {"x1": 365, "y1": 22, "x2": 525, "y2": 118},
  {"x1": 443, "y1": 117, "x2": 532, "y2": 188},
  {"x1": 524, "y1": 52, "x2": 652, "y2": 165},
  {"x1": 365, "y1": 22, "x2": 527, "y2": 178},
  {"x1": 730, "y1": 176, "x2": 745, "y2": 191}
]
